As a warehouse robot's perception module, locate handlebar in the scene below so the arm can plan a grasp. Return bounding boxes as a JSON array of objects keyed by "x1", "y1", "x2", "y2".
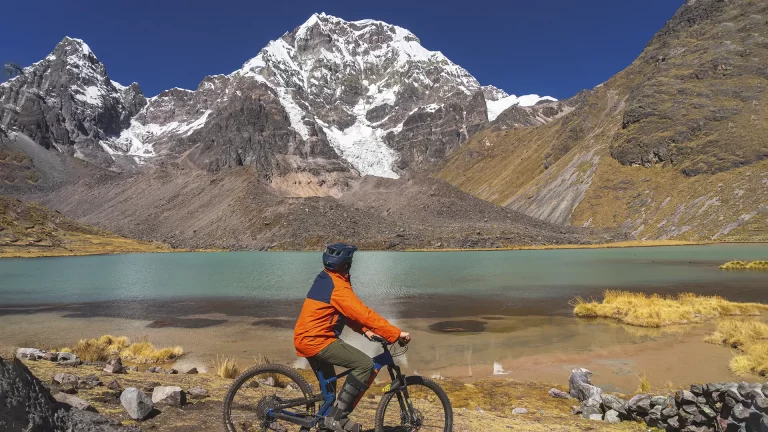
[{"x1": 368, "y1": 334, "x2": 409, "y2": 347}]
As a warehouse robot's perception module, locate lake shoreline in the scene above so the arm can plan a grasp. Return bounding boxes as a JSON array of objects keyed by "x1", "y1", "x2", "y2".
[{"x1": 3, "y1": 239, "x2": 767, "y2": 259}]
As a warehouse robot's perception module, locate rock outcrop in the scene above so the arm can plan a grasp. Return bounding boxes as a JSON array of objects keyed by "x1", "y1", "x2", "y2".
[{"x1": 0, "y1": 355, "x2": 136, "y2": 431}]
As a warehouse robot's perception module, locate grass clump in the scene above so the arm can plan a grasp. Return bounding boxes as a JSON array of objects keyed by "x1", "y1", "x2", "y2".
[
  {"x1": 636, "y1": 371, "x2": 651, "y2": 393},
  {"x1": 214, "y1": 355, "x2": 239, "y2": 379},
  {"x1": 572, "y1": 290, "x2": 768, "y2": 328},
  {"x1": 67, "y1": 335, "x2": 182, "y2": 363},
  {"x1": 120, "y1": 337, "x2": 183, "y2": 364},
  {"x1": 706, "y1": 319, "x2": 768, "y2": 376},
  {"x1": 720, "y1": 261, "x2": 768, "y2": 270}
]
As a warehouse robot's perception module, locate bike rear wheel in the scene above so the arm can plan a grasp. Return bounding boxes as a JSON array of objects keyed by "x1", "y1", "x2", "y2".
[
  {"x1": 374, "y1": 376, "x2": 453, "y2": 432},
  {"x1": 222, "y1": 364, "x2": 316, "y2": 432}
]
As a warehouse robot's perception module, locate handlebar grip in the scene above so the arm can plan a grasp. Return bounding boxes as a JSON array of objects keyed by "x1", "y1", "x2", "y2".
[{"x1": 369, "y1": 334, "x2": 387, "y2": 343}]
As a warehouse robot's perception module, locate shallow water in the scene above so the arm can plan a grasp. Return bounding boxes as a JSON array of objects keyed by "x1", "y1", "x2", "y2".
[{"x1": 1, "y1": 244, "x2": 767, "y2": 392}]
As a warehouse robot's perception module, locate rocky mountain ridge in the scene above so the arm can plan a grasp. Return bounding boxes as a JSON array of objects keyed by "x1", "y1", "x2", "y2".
[
  {"x1": 1, "y1": 14, "x2": 555, "y2": 191},
  {"x1": 437, "y1": 0, "x2": 768, "y2": 242}
]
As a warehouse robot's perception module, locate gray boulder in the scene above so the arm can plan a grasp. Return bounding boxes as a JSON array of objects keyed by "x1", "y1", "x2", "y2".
[
  {"x1": 188, "y1": 386, "x2": 208, "y2": 399},
  {"x1": 604, "y1": 409, "x2": 621, "y2": 424},
  {"x1": 675, "y1": 390, "x2": 697, "y2": 405},
  {"x1": 548, "y1": 388, "x2": 571, "y2": 399},
  {"x1": 568, "y1": 368, "x2": 593, "y2": 398},
  {"x1": 53, "y1": 373, "x2": 79, "y2": 386},
  {"x1": 731, "y1": 403, "x2": 750, "y2": 422},
  {"x1": 511, "y1": 408, "x2": 528, "y2": 415},
  {"x1": 53, "y1": 392, "x2": 97, "y2": 413},
  {"x1": 120, "y1": 388, "x2": 154, "y2": 420},
  {"x1": 15, "y1": 348, "x2": 47, "y2": 360},
  {"x1": 627, "y1": 394, "x2": 652, "y2": 414},
  {"x1": 601, "y1": 394, "x2": 627, "y2": 415},
  {"x1": 587, "y1": 413, "x2": 603, "y2": 421},
  {"x1": 754, "y1": 397, "x2": 768, "y2": 414},
  {"x1": 151, "y1": 386, "x2": 186, "y2": 407},
  {"x1": 103, "y1": 358, "x2": 124, "y2": 374}
]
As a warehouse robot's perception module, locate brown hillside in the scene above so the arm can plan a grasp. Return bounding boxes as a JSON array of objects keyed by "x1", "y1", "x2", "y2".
[{"x1": 437, "y1": 0, "x2": 768, "y2": 241}]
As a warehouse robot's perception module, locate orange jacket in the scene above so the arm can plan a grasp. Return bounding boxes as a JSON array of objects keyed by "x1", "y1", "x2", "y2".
[{"x1": 293, "y1": 269, "x2": 401, "y2": 357}]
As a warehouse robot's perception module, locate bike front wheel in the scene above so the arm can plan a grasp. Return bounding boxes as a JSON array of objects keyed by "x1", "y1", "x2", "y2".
[
  {"x1": 374, "y1": 376, "x2": 453, "y2": 432},
  {"x1": 222, "y1": 363, "x2": 316, "y2": 432}
]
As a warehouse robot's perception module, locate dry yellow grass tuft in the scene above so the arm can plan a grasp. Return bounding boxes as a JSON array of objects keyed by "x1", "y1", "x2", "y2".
[
  {"x1": 214, "y1": 355, "x2": 239, "y2": 379},
  {"x1": 572, "y1": 290, "x2": 768, "y2": 328},
  {"x1": 67, "y1": 335, "x2": 182, "y2": 363},
  {"x1": 720, "y1": 261, "x2": 768, "y2": 270},
  {"x1": 636, "y1": 371, "x2": 651, "y2": 393},
  {"x1": 706, "y1": 319, "x2": 768, "y2": 376}
]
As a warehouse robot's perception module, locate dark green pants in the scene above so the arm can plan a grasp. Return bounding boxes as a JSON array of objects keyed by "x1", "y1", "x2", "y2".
[{"x1": 307, "y1": 339, "x2": 374, "y2": 393}]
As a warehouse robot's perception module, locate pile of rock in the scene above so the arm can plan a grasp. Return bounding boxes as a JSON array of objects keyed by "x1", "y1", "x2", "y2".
[
  {"x1": 565, "y1": 367, "x2": 768, "y2": 431},
  {"x1": 16, "y1": 348, "x2": 81, "y2": 366}
]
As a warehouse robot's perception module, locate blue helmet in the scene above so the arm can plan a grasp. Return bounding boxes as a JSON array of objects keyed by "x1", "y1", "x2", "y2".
[{"x1": 323, "y1": 243, "x2": 357, "y2": 272}]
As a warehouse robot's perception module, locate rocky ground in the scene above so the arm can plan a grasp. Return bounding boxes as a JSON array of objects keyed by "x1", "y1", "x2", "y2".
[
  {"x1": 6, "y1": 350, "x2": 651, "y2": 432},
  {"x1": 1, "y1": 129, "x2": 616, "y2": 252},
  {"x1": 0, "y1": 194, "x2": 170, "y2": 258}
]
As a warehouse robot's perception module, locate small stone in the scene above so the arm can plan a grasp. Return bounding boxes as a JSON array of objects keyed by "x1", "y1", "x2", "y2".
[
  {"x1": 604, "y1": 409, "x2": 621, "y2": 424},
  {"x1": 120, "y1": 388, "x2": 154, "y2": 420},
  {"x1": 650, "y1": 395, "x2": 667, "y2": 407},
  {"x1": 601, "y1": 394, "x2": 627, "y2": 415},
  {"x1": 754, "y1": 397, "x2": 768, "y2": 413},
  {"x1": 571, "y1": 405, "x2": 582, "y2": 415},
  {"x1": 737, "y1": 382, "x2": 751, "y2": 398},
  {"x1": 667, "y1": 416, "x2": 681, "y2": 429},
  {"x1": 548, "y1": 388, "x2": 570, "y2": 399},
  {"x1": 706, "y1": 383, "x2": 728, "y2": 394},
  {"x1": 661, "y1": 405, "x2": 678, "y2": 419},
  {"x1": 725, "y1": 419, "x2": 747, "y2": 432},
  {"x1": 727, "y1": 388, "x2": 744, "y2": 403},
  {"x1": 475, "y1": 407, "x2": 484, "y2": 414},
  {"x1": 152, "y1": 386, "x2": 186, "y2": 407},
  {"x1": 103, "y1": 358, "x2": 124, "y2": 374},
  {"x1": 107, "y1": 380, "x2": 121, "y2": 391},
  {"x1": 697, "y1": 395, "x2": 707, "y2": 405},
  {"x1": 747, "y1": 388, "x2": 765, "y2": 401},
  {"x1": 188, "y1": 387, "x2": 208, "y2": 399},
  {"x1": 511, "y1": 408, "x2": 528, "y2": 415},
  {"x1": 259, "y1": 377, "x2": 276, "y2": 387},
  {"x1": 16, "y1": 348, "x2": 46, "y2": 360},
  {"x1": 60, "y1": 383, "x2": 78, "y2": 394},
  {"x1": 185, "y1": 367, "x2": 198, "y2": 374},
  {"x1": 725, "y1": 396, "x2": 739, "y2": 408},
  {"x1": 627, "y1": 394, "x2": 652, "y2": 414},
  {"x1": 761, "y1": 414, "x2": 768, "y2": 431},
  {"x1": 711, "y1": 391, "x2": 724, "y2": 403},
  {"x1": 699, "y1": 404, "x2": 717, "y2": 420},
  {"x1": 762, "y1": 384, "x2": 768, "y2": 397},
  {"x1": 166, "y1": 368, "x2": 178, "y2": 375},
  {"x1": 690, "y1": 384, "x2": 705, "y2": 396},
  {"x1": 54, "y1": 392, "x2": 97, "y2": 412},
  {"x1": 676, "y1": 390, "x2": 697, "y2": 405},
  {"x1": 647, "y1": 405, "x2": 662, "y2": 421},
  {"x1": 731, "y1": 403, "x2": 750, "y2": 422},
  {"x1": 53, "y1": 373, "x2": 78, "y2": 386},
  {"x1": 587, "y1": 413, "x2": 603, "y2": 421},
  {"x1": 681, "y1": 404, "x2": 698, "y2": 415},
  {"x1": 126, "y1": 366, "x2": 138, "y2": 372},
  {"x1": 56, "y1": 352, "x2": 79, "y2": 363},
  {"x1": 581, "y1": 404, "x2": 602, "y2": 419},
  {"x1": 42, "y1": 352, "x2": 59, "y2": 362}
]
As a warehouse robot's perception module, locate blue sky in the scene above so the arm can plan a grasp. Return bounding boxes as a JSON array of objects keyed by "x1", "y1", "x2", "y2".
[{"x1": 1, "y1": 0, "x2": 683, "y2": 99}]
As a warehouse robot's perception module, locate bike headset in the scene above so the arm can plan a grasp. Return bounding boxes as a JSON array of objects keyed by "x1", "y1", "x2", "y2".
[{"x1": 323, "y1": 243, "x2": 358, "y2": 273}]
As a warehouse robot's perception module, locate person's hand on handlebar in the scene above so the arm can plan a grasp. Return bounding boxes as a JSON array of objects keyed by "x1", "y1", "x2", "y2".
[{"x1": 398, "y1": 332, "x2": 411, "y2": 346}]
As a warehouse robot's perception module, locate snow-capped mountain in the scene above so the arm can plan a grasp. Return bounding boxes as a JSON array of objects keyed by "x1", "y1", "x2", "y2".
[
  {"x1": 0, "y1": 37, "x2": 146, "y2": 168},
  {"x1": 1, "y1": 14, "x2": 555, "y2": 181}
]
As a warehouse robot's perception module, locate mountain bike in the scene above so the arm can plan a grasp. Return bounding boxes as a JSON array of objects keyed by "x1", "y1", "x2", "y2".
[{"x1": 222, "y1": 336, "x2": 453, "y2": 431}]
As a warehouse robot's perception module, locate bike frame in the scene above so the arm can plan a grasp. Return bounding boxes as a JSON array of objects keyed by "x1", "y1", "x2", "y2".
[{"x1": 266, "y1": 342, "x2": 416, "y2": 428}]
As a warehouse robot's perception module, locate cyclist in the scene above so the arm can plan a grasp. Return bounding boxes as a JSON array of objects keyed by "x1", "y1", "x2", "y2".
[{"x1": 294, "y1": 243, "x2": 410, "y2": 432}]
